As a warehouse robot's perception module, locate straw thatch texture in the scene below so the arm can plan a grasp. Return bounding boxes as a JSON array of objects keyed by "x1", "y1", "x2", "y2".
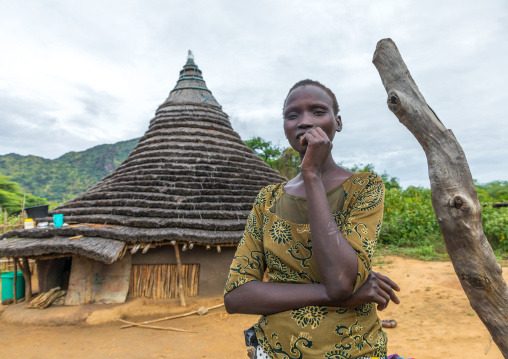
[
  {"x1": 0, "y1": 236, "x2": 124, "y2": 264},
  {"x1": 0, "y1": 54, "x2": 285, "y2": 263}
]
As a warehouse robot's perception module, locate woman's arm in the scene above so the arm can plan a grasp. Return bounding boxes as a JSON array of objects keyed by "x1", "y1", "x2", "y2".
[
  {"x1": 300, "y1": 128, "x2": 359, "y2": 301},
  {"x1": 224, "y1": 271, "x2": 400, "y2": 315}
]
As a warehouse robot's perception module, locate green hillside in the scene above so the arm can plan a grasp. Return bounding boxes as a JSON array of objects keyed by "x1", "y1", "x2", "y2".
[{"x1": 0, "y1": 138, "x2": 139, "y2": 203}]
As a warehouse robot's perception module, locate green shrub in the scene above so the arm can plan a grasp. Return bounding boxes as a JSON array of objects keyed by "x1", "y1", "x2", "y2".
[
  {"x1": 380, "y1": 186, "x2": 441, "y2": 247},
  {"x1": 482, "y1": 205, "x2": 508, "y2": 251}
]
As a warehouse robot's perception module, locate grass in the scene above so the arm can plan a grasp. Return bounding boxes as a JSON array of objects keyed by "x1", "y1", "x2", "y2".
[{"x1": 373, "y1": 241, "x2": 508, "y2": 267}]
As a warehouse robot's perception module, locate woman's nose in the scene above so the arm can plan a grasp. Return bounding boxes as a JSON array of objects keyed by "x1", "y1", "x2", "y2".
[{"x1": 297, "y1": 112, "x2": 313, "y2": 129}]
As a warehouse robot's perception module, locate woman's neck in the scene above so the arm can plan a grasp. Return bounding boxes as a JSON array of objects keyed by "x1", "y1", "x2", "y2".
[{"x1": 285, "y1": 155, "x2": 353, "y2": 196}]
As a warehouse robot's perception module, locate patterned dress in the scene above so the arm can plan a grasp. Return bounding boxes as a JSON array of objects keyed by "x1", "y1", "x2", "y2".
[{"x1": 225, "y1": 172, "x2": 387, "y2": 359}]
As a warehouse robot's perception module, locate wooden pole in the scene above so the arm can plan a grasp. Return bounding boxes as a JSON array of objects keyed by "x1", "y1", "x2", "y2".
[
  {"x1": 20, "y1": 258, "x2": 32, "y2": 301},
  {"x1": 173, "y1": 243, "x2": 186, "y2": 307},
  {"x1": 13, "y1": 257, "x2": 18, "y2": 304},
  {"x1": 372, "y1": 38, "x2": 508, "y2": 357}
]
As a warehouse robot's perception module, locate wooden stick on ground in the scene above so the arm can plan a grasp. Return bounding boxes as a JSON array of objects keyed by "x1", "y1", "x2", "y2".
[
  {"x1": 120, "y1": 303, "x2": 224, "y2": 329},
  {"x1": 173, "y1": 243, "x2": 186, "y2": 307},
  {"x1": 372, "y1": 38, "x2": 508, "y2": 357},
  {"x1": 117, "y1": 319, "x2": 196, "y2": 332}
]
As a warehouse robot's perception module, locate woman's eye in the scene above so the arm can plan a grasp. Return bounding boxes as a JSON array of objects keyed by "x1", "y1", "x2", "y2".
[
  {"x1": 285, "y1": 113, "x2": 297, "y2": 120},
  {"x1": 314, "y1": 109, "x2": 326, "y2": 116}
]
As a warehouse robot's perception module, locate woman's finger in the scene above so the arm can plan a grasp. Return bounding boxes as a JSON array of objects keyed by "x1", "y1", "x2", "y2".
[
  {"x1": 300, "y1": 130, "x2": 318, "y2": 145},
  {"x1": 389, "y1": 289, "x2": 400, "y2": 305},
  {"x1": 314, "y1": 127, "x2": 330, "y2": 141},
  {"x1": 377, "y1": 286, "x2": 391, "y2": 304},
  {"x1": 376, "y1": 277, "x2": 401, "y2": 305},
  {"x1": 373, "y1": 294, "x2": 388, "y2": 311},
  {"x1": 373, "y1": 272, "x2": 400, "y2": 291},
  {"x1": 378, "y1": 281, "x2": 400, "y2": 305}
]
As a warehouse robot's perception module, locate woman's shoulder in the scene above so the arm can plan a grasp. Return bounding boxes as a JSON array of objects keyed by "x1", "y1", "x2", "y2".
[{"x1": 253, "y1": 182, "x2": 286, "y2": 208}]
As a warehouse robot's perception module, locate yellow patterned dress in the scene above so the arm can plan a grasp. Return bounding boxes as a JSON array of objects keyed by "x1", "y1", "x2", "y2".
[{"x1": 224, "y1": 172, "x2": 387, "y2": 359}]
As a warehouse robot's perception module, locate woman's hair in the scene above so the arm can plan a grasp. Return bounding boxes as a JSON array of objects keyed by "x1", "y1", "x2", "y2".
[{"x1": 283, "y1": 79, "x2": 340, "y2": 116}]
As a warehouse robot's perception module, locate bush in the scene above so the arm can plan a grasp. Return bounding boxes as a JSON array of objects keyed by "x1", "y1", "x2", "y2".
[
  {"x1": 482, "y1": 205, "x2": 508, "y2": 252},
  {"x1": 380, "y1": 186, "x2": 441, "y2": 247}
]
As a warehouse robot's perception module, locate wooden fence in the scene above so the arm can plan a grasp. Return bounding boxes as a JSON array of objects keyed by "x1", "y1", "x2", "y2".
[
  {"x1": 128, "y1": 264, "x2": 200, "y2": 299},
  {"x1": 1, "y1": 208, "x2": 24, "y2": 234}
]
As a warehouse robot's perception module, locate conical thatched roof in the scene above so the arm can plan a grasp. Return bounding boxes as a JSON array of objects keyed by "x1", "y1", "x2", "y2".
[{"x1": 0, "y1": 51, "x2": 285, "y2": 263}]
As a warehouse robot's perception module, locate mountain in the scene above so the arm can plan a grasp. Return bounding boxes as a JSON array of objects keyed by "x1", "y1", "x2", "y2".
[{"x1": 0, "y1": 138, "x2": 139, "y2": 203}]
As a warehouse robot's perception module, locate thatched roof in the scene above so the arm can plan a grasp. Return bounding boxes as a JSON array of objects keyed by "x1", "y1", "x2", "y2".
[{"x1": 0, "y1": 51, "x2": 285, "y2": 263}]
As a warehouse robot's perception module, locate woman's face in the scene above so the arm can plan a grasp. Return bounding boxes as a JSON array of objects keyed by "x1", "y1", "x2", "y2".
[{"x1": 283, "y1": 85, "x2": 341, "y2": 154}]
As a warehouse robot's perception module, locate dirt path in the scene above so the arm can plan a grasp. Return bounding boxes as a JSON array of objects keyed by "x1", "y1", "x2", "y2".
[{"x1": 0, "y1": 256, "x2": 506, "y2": 358}]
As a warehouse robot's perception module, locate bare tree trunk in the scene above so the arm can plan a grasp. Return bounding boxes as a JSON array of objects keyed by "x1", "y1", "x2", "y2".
[{"x1": 372, "y1": 38, "x2": 508, "y2": 357}]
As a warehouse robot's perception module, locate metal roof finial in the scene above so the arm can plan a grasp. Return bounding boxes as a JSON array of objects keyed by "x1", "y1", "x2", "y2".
[{"x1": 187, "y1": 50, "x2": 194, "y2": 60}]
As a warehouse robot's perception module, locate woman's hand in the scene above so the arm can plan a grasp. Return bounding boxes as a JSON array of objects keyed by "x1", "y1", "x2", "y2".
[
  {"x1": 331, "y1": 271, "x2": 400, "y2": 310},
  {"x1": 300, "y1": 127, "x2": 333, "y2": 176}
]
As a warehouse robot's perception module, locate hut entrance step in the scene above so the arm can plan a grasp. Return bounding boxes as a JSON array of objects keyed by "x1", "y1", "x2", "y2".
[{"x1": 128, "y1": 264, "x2": 199, "y2": 299}]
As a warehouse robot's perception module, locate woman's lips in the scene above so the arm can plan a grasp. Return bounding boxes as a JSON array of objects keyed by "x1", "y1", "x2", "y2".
[{"x1": 298, "y1": 134, "x2": 308, "y2": 146}]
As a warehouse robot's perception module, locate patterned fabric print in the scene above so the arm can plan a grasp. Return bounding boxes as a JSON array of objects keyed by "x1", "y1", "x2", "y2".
[
  {"x1": 238, "y1": 232, "x2": 247, "y2": 248},
  {"x1": 262, "y1": 213, "x2": 270, "y2": 234},
  {"x1": 225, "y1": 173, "x2": 386, "y2": 358},
  {"x1": 287, "y1": 239, "x2": 313, "y2": 268},
  {"x1": 372, "y1": 330, "x2": 388, "y2": 357},
  {"x1": 266, "y1": 250, "x2": 299, "y2": 283},
  {"x1": 229, "y1": 250, "x2": 264, "y2": 276},
  {"x1": 224, "y1": 273, "x2": 247, "y2": 292},
  {"x1": 247, "y1": 211, "x2": 263, "y2": 241},
  {"x1": 267, "y1": 184, "x2": 284, "y2": 209},
  {"x1": 355, "y1": 303, "x2": 373, "y2": 318},
  {"x1": 254, "y1": 189, "x2": 268, "y2": 206},
  {"x1": 270, "y1": 219, "x2": 293, "y2": 245},
  {"x1": 375, "y1": 219, "x2": 382, "y2": 241},
  {"x1": 291, "y1": 306, "x2": 328, "y2": 329},
  {"x1": 324, "y1": 349, "x2": 352, "y2": 359},
  {"x1": 335, "y1": 320, "x2": 366, "y2": 351},
  {"x1": 332, "y1": 211, "x2": 346, "y2": 228},
  {"x1": 271, "y1": 332, "x2": 313, "y2": 359}
]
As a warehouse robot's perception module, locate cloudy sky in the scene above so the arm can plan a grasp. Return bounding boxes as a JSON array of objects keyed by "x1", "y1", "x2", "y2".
[{"x1": 1, "y1": 0, "x2": 506, "y2": 188}]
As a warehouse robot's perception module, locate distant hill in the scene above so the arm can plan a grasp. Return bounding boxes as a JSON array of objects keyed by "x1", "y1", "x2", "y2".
[{"x1": 0, "y1": 138, "x2": 139, "y2": 203}]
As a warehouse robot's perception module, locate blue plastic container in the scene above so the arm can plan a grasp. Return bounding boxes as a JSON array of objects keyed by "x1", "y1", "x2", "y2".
[
  {"x1": 1, "y1": 271, "x2": 25, "y2": 301},
  {"x1": 53, "y1": 213, "x2": 64, "y2": 227}
]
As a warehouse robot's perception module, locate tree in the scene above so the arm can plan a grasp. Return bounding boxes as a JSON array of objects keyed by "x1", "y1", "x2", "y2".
[
  {"x1": 373, "y1": 38, "x2": 508, "y2": 356},
  {"x1": 244, "y1": 137, "x2": 281, "y2": 163},
  {"x1": 0, "y1": 174, "x2": 48, "y2": 214},
  {"x1": 271, "y1": 147, "x2": 301, "y2": 180},
  {"x1": 343, "y1": 163, "x2": 401, "y2": 190}
]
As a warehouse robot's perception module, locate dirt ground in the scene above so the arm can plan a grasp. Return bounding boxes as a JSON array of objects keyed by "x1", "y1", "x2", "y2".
[{"x1": 0, "y1": 255, "x2": 506, "y2": 359}]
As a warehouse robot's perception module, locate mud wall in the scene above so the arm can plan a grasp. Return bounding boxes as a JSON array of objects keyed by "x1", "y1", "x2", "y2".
[{"x1": 132, "y1": 245, "x2": 236, "y2": 297}]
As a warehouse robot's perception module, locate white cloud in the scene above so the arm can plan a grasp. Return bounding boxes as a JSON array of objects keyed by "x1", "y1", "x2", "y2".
[{"x1": 0, "y1": 0, "x2": 506, "y2": 185}]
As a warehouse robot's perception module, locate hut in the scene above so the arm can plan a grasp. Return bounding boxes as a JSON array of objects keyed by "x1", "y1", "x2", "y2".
[{"x1": 0, "y1": 51, "x2": 285, "y2": 304}]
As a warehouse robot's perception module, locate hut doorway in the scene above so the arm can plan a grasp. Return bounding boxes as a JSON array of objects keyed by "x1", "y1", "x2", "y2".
[
  {"x1": 127, "y1": 263, "x2": 199, "y2": 299},
  {"x1": 36, "y1": 256, "x2": 72, "y2": 292}
]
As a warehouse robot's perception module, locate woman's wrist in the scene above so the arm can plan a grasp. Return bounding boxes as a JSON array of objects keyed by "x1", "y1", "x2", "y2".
[{"x1": 301, "y1": 170, "x2": 322, "y2": 183}]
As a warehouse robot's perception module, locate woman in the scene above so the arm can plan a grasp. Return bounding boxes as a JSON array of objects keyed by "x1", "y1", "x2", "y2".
[{"x1": 224, "y1": 79, "x2": 400, "y2": 359}]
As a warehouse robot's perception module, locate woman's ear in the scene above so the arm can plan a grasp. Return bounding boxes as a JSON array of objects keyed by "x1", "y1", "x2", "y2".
[{"x1": 336, "y1": 115, "x2": 343, "y2": 132}]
